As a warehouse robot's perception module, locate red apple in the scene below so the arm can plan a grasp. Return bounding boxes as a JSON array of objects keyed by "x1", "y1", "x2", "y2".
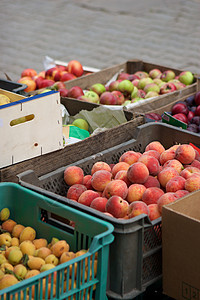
[
  {"x1": 160, "y1": 82, "x2": 176, "y2": 94},
  {"x1": 111, "y1": 91, "x2": 125, "y2": 105},
  {"x1": 132, "y1": 79, "x2": 139, "y2": 87},
  {"x1": 187, "y1": 111, "x2": 195, "y2": 122},
  {"x1": 21, "y1": 68, "x2": 37, "y2": 78},
  {"x1": 195, "y1": 91, "x2": 200, "y2": 106},
  {"x1": 67, "y1": 60, "x2": 84, "y2": 77},
  {"x1": 52, "y1": 81, "x2": 66, "y2": 91},
  {"x1": 45, "y1": 67, "x2": 58, "y2": 80},
  {"x1": 53, "y1": 70, "x2": 62, "y2": 82},
  {"x1": 127, "y1": 74, "x2": 139, "y2": 81},
  {"x1": 38, "y1": 70, "x2": 46, "y2": 78},
  {"x1": 67, "y1": 86, "x2": 84, "y2": 99},
  {"x1": 56, "y1": 65, "x2": 67, "y2": 72},
  {"x1": 60, "y1": 72, "x2": 77, "y2": 82},
  {"x1": 34, "y1": 76, "x2": 45, "y2": 89},
  {"x1": 173, "y1": 113, "x2": 188, "y2": 124},
  {"x1": 39, "y1": 79, "x2": 55, "y2": 88},
  {"x1": 100, "y1": 92, "x2": 117, "y2": 105},
  {"x1": 145, "y1": 113, "x2": 162, "y2": 121},
  {"x1": 117, "y1": 72, "x2": 130, "y2": 80},
  {"x1": 137, "y1": 89, "x2": 146, "y2": 98},
  {"x1": 59, "y1": 88, "x2": 69, "y2": 97},
  {"x1": 18, "y1": 77, "x2": 36, "y2": 92},
  {"x1": 108, "y1": 80, "x2": 121, "y2": 92},
  {"x1": 195, "y1": 105, "x2": 200, "y2": 116},
  {"x1": 171, "y1": 102, "x2": 189, "y2": 115},
  {"x1": 134, "y1": 71, "x2": 149, "y2": 79}
]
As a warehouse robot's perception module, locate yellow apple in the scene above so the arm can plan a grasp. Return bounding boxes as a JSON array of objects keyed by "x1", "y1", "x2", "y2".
[{"x1": 72, "y1": 118, "x2": 89, "y2": 131}]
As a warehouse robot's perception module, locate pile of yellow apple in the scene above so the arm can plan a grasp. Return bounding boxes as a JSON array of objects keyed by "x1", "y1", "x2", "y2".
[
  {"x1": 0, "y1": 208, "x2": 96, "y2": 299},
  {"x1": 0, "y1": 94, "x2": 11, "y2": 106}
]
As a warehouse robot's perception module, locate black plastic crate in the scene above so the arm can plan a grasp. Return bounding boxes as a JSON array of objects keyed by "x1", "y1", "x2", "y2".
[
  {"x1": 0, "y1": 78, "x2": 27, "y2": 94},
  {"x1": 18, "y1": 122, "x2": 200, "y2": 299}
]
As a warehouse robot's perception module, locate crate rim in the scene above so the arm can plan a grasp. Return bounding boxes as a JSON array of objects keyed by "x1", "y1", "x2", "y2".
[{"x1": 0, "y1": 182, "x2": 114, "y2": 236}]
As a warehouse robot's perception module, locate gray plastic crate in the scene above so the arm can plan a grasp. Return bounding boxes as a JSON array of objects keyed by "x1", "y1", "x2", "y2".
[{"x1": 18, "y1": 122, "x2": 200, "y2": 299}]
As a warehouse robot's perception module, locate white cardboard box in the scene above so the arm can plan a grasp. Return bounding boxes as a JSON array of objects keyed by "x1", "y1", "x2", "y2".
[{"x1": 0, "y1": 89, "x2": 63, "y2": 168}]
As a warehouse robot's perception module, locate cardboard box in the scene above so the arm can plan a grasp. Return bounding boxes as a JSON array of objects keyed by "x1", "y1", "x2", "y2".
[
  {"x1": 0, "y1": 89, "x2": 63, "y2": 168},
  {"x1": 162, "y1": 190, "x2": 200, "y2": 300}
]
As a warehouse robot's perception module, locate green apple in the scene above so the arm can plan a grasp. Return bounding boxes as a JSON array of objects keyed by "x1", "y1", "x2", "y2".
[
  {"x1": 72, "y1": 118, "x2": 89, "y2": 131},
  {"x1": 79, "y1": 91, "x2": 100, "y2": 103},
  {"x1": 160, "y1": 70, "x2": 175, "y2": 82},
  {"x1": 178, "y1": 71, "x2": 194, "y2": 85},
  {"x1": 122, "y1": 100, "x2": 132, "y2": 106},
  {"x1": 145, "y1": 91, "x2": 159, "y2": 99},
  {"x1": 131, "y1": 97, "x2": 144, "y2": 103},
  {"x1": 39, "y1": 88, "x2": 52, "y2": 94},
  {"x1": 131, "y1": 86, "x2": 138, "y2": 99},
  {"x1": 137, "y1": 78, "x2": 153, "y2": 90},
  {"x1": 90, "y1": 83, "x2": 106, "y2": 95},
  {"x1": 144, "y1": 83, "x2": 160, "y2": 94},
  {"x1": 118, "y1": 80, "x2": 134, "y2": 95}
]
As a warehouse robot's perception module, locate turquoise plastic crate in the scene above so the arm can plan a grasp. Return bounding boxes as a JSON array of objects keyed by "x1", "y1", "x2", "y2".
[{"x1": 0, "y1": 182, "x2": 114, "y2": 300}]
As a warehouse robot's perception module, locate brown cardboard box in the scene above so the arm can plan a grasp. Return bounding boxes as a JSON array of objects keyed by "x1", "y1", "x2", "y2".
[{"x1": 162, "y1": 190, "x2": 200, "y2": 300}]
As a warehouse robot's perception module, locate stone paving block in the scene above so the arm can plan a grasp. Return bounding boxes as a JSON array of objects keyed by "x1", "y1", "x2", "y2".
[{"x1": 0, "y1": 0, "x2": 200, "y2": 81}]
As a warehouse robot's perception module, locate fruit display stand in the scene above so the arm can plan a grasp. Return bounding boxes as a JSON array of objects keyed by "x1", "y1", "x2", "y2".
[
  {"x1": 17, "y1": 122, "x2": 200, "y2": 299},
  {"x1": 22, "y1": 59, "x2": 100, "y2": 95},
  {"x1": 0, "y1": 89, "x2": 63, "y2": 169},
  {"x1": 132, "y1": 76, "x2": 200, "y2": 116},
  {"x1": 0, "y1": 182, "x2": 114, "y2": 300},
  {"x1": 61, "y1": 59, "x2": 196, "y2": 107}
]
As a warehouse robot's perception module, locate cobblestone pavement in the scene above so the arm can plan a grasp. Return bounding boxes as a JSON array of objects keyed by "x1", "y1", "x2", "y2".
[{"x1": 0, "y1": 0, "x2": 200, "y2": 81}]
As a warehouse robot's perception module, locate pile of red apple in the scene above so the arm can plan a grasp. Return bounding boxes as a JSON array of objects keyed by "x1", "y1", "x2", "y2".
[
  {"x1": 63, "y1": 141, "x2": 200, "y2": 221},
  {"x1": 52, "y1": 68, "x2": 194, "y2": 106},
  {"x1": 145, "y1": 91, "x2": 200, "y2": 133},
  {"x1": 17, "y1": 60, "x2": 90, "y2": 94}
]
